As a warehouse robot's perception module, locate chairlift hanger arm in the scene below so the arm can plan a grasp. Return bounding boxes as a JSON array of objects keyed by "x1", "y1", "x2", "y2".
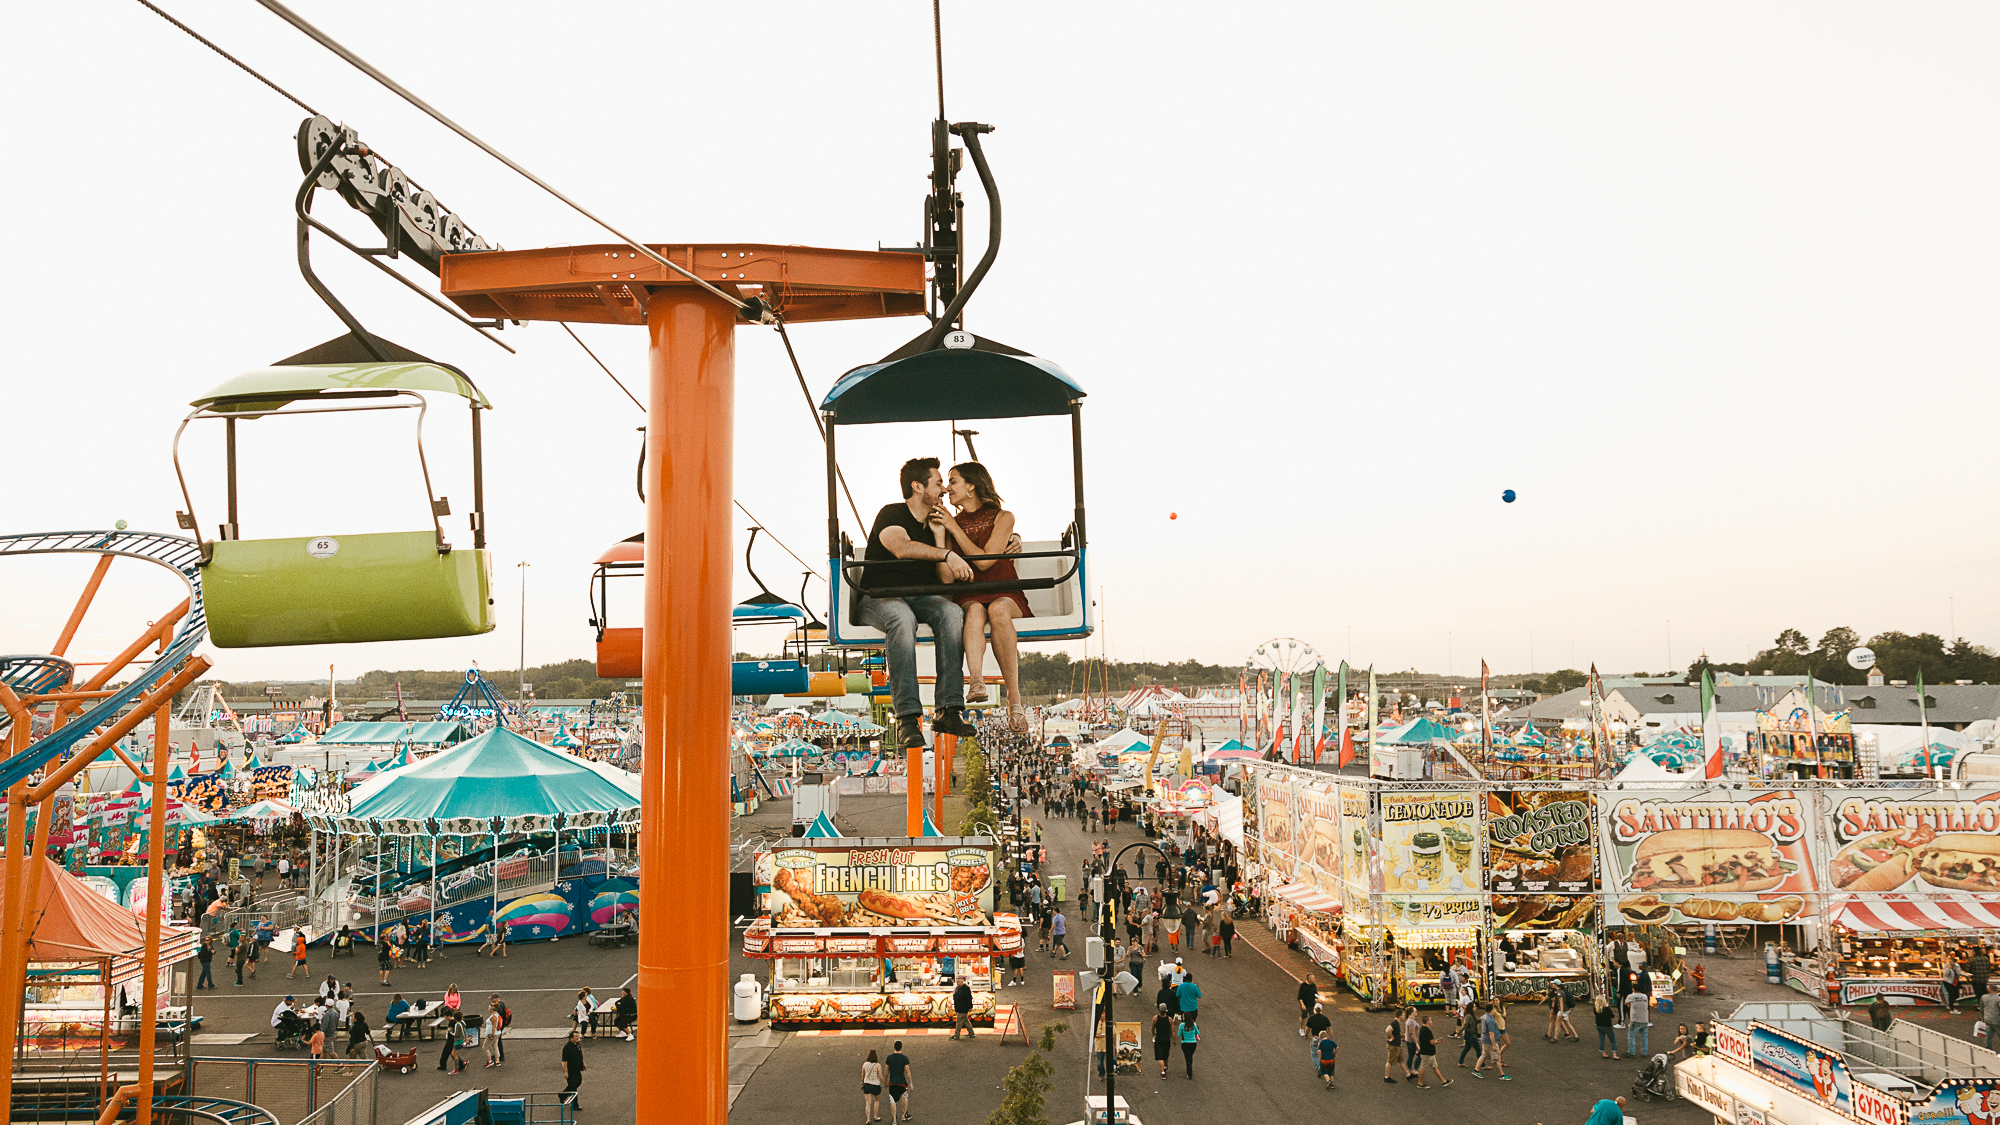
[
  {"x1": 295, "y1": 145, "x2": 516, "y2": 355},
  {"x1": 920, "y1": 123, "x2": 997, "y2": 353}
]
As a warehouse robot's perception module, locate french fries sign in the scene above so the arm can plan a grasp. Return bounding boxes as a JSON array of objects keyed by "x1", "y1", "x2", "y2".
[{"x1": 765, "y1": 842, "x2": 994, "y2": 927}]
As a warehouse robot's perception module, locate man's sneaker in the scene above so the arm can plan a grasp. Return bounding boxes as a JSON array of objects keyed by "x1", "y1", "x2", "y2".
[
  {"x1": 897, "y1": 716, "x2": 925, "y2": 747},
  {"x1": 933, "y1": 709, "x2": 976, "y2": 737}
]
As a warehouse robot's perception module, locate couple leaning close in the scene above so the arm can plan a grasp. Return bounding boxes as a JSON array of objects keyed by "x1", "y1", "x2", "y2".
[{"x1": 855, "y1": 457, "x2": 1034, "y2": 744}]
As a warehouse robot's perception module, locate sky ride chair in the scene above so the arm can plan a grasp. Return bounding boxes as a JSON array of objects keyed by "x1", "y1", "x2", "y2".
[
  {"x1": 822, "y1": 125, "x2": 1090, "y2": 650},
  {"x1": 589, "y1": 529, "x2": 868, "y2": 697},
  {"x1": 173, "y1": 357, "x2": 496, "y2": 648}
]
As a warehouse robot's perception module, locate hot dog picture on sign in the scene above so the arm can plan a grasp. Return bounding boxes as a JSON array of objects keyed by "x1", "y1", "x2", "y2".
[
  {"x1": 1827, "y1": 789, "x2": 2000, "y2": 895},
  {"x1": 1600, "y1": 789, "x2": 1818, "y2": 926}
]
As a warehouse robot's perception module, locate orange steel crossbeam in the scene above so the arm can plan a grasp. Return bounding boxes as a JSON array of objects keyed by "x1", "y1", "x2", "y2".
[
  {"x1": 440, "y1": 243, "x2": 926, "y2": 326},
  {"x1": 442, "y1": 241, "x2": 924, "y2": 1125},
  {"x1": 53, "y1": 554, "x2": 114, "y2": 657}
]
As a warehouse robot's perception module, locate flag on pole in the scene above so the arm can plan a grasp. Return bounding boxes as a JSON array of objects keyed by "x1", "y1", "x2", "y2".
[
  {"x1": 1366, "y1": 664, "x2": 1380, "y2": 776},
  {"x1": 1288, "y1": 672, "x2": 1304, "y2": 764},
  {"x1": 1807, "y1": 673, "x2": 1823, "y2": 779},
  {"x1": 1918, "y1": 668, "x2": 1932, "y2": 775},
  {"x1": 1587, "y1": 664, "x2": 1608, "y2": 774},
  {"x1": 1336, "y1": 661, "x2": 1353, "y2": 768},
  {"x1": 1702, "y1": 667, "x2": 1723, "y2": 779},
  {"x1": 1479, "y1": 660, "x2": 1493, "y2": 777},
  {"x1": 1309, "y1": 664, "x2": 1329, "y2": 765}
]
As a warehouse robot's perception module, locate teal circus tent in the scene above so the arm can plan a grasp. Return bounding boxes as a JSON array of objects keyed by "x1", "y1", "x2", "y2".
[
  {"x1": 803, "y1": 811, "x2": 842, "y2": 837},
  {"x1": 335, "y1": 727, "x2": 640, "y2": 837},
  {"x1": 1512, "y1": 724, "x2": 1548, "y2": 747},
  {"x1": 318, "y1": 721, "x2": 470, "y2": 747},
  {"x1": 1384, "y1": 717, "x2": 1458, "y2": 743},
  {"x1": 1205, "y1": 738, "x2": 1248, "y2": 755},
  {"x1": 167, "y1": 763, "x2": 187, "y2": 782}
]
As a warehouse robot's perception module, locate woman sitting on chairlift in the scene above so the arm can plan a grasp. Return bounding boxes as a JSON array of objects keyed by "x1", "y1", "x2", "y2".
[{"x1": 933, "y1": 461, "x2": 1031, "y2": 734}]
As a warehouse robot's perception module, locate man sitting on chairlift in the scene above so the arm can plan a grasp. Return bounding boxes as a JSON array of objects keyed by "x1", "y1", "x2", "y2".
[{"x1": 856, "y1": 457, "x2": 1002, "y2": 747}]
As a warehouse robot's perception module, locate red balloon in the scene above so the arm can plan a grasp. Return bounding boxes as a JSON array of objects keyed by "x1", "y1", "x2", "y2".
[{"x1": 1169, "y1": 512, "x2": 1178, "y2": 520}]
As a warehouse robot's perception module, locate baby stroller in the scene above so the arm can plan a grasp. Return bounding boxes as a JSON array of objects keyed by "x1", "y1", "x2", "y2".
[{"x1": 1632, "y1": 1053, "x2": 1674, "y2": 1101}]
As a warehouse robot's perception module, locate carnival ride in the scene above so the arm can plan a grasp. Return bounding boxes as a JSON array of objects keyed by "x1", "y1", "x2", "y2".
[{"x1": 1, "y1": 2, "x2": 1100, "y2": 1122}]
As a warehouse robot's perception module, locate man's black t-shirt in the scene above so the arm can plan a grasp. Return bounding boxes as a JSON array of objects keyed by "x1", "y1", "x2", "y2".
[
  {"x1": 1298, "y1": 980, "x2": 1318, "y2": 1007},
  {"x1": 885, "y1": 1052, "x2": 909, "y2": 1085},
  {"x1": 861, "y1": 503, "x2": 939, "y2": 597},
  {"x1": 1418, "y1": 1026, "x2": 1437, "y2": 1056},
  {"x1": 1306, "y1": 1011, "x2": 1331, "y2": 1037}
]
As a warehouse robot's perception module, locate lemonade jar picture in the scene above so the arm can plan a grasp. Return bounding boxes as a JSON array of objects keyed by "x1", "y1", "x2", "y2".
[{"x1": 1411, "y1": 831, "x2": 1443, "y2": 882}]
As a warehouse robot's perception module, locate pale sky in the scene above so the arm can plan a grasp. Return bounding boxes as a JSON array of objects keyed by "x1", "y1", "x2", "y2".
[{"x1": 5, "y1": 2, "x2": 1999, "y2": 684}]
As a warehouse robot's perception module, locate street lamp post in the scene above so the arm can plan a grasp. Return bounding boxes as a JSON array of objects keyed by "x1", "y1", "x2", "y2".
[{"x1": 518, "y1": 561, "x2": 531, "y2": 702}]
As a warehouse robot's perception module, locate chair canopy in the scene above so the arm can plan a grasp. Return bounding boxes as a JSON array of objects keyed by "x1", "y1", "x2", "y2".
[
  {"x1": 820, "y1": 335, "x2": 1085, "y2": 426},
  {"x1": 190, "y1": 362, "x2": 491, "y2": 413}
]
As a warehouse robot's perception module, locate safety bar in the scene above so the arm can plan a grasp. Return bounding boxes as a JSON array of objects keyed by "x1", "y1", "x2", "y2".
[{"x1": 840, "y1": 547, "x2": 1080, "y2": 601}]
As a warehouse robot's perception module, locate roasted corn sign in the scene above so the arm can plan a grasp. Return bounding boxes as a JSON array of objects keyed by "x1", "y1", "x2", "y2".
[
  {"x1": 1487, "y1": 791, "x2": 1597, "y2": 931},
  {"x1": 765, "y1": 843, "x2": 995, "y2": 928},
  {"x1": 1598, "y1": 789, "x2": 1819, "y2": 926}
]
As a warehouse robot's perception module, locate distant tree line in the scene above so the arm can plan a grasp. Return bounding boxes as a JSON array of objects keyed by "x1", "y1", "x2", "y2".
[
  {"x1": 1687, "y1": 627, "x2": 2000, "y2": 686},
  {"x1": 219, "y1": 658, "x2": 630, "y2": 702}
]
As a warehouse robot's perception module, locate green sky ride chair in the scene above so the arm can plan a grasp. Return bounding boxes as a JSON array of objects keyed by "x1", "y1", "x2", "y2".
[{"x1": 173, "y1": 361, "x2": 496, "y2": 648}]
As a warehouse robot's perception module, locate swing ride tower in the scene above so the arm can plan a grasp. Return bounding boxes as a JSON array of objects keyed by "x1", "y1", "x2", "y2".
[{"x1": 440, "y1": 246, "x2": 926, "y2": 1122}]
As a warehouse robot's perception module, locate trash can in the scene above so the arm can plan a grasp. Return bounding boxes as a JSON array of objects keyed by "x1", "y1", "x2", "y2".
[
  {"x1": 733, "y1": 974, "x2": 762, "y2": 1022},
  {"x1": 1052, "y1": 875, "x2": 1066, "y2": 903},
  {"x1": 1765, "y1": 943, "x2": 1782, "y2": 985},
  {"x1": 1704, "y1": 924, "x2": 1718, "y2": 955}
]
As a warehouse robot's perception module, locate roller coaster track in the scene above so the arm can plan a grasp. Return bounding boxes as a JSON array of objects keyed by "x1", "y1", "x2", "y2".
[
  {"x1": 139, "y1": 1095, "x2": 283, "y2": 1125},
  {"x1": 0, "y1": 531, "x2": 208, "y2": 790}
]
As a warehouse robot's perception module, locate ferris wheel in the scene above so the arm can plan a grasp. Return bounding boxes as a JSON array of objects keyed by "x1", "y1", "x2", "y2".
[{"x1": 1245, "y1": 637, "x2": 1323, "y2": 678}]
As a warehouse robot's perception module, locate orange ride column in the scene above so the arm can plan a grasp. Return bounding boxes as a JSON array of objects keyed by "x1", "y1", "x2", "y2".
[
  {"x1": 439, "y1": 241, "x2": 925, "y2": 1125},
  {"x1": 641, "y1": 290, "x2": 736, "y2": 1125}
]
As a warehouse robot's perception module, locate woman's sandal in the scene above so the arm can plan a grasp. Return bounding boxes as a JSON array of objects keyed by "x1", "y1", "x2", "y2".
[{"x1": 1008, "y1": 706, "x2": 1028, "y2": 733}]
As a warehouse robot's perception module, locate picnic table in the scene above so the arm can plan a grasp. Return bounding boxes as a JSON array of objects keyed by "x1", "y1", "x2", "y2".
[
  {"x1": 588, "y1": 921, "x2": 633, "y2": 947},
  {"x1": 392, "y1": 1000, "x2": 448, "y2": 1041}
]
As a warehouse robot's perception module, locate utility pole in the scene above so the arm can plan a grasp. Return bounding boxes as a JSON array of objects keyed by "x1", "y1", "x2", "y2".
[{"x1": 518, "y1": 561, "x2": 531, "y2": 702}]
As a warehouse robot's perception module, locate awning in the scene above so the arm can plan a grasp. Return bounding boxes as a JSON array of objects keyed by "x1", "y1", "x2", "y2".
[
  {"x1": 1831, "y1": 898, "x2": 2000, "y2": 933},
  {"x1": 1270, "y1": 882, "x2": 1340, "y2": 913},
  {"x1": 744, "y1": 919, "x2": 1024, "y2": 958}
]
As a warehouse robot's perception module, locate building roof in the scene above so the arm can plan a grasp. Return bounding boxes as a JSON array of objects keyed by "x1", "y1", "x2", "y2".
[{"x1": 1515, "y1": 681, "x2": 2000, "y2": 728}]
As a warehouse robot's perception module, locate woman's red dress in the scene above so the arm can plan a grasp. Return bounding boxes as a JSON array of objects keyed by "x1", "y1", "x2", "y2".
[{"x1": 953, "y1": 506, "x2": 1032, "y2": 618}]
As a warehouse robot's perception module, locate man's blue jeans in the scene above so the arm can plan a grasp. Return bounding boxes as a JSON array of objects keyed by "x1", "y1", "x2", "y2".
[
  {"x1": 1626, "y1": 1022, "x2": 1649, "y2": 1057},
  {"x1": 855, "y1": 593, "x2": 965, "y2": 717}
]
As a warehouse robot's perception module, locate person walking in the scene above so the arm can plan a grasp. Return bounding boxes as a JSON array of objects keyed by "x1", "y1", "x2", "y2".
[
  {"x1": 1176, "y1": 970, "x2": 1202, "y2": 1027},
  {"x1": 950, "y1": 979, "x2": 975, "y2": 1040},
  {"x1": 573, "y1": 988, "x2": 597, "y2": 1036},
  {"x1": 481, "y1": 1003, "x2": 503, "y2": 1068},
  {"x1": 1980, "y1": 985, "x2": 2000, "y2": 1049},
  {"x1": 560, "y1": 1029, "x2": 586, "y2": 1113},
  {"x1": 1414, "y1": 1015, "x2": 1452, "y2": 1087},
  {"x1": 1456, "y1": 1006, "x2": 1480, "y2": 1068},
  {"x1": 1298, "y1": 973, "x2": 1319, "y2": 1036},
  {"x1": 1944, "y1": 954, "x2": 1963, "y2": 1009},
  {"x1": 1971, "y1": 945, "x2": 1992, "y2": 1001},
  {"x1": 884, "y1": 1040, "x2": 912, "y2": 1124},
  {"x1": 1151, "y1": 1004, "x2": 1174, "y2": 1078},
  {"x1": 1474, "y1": 1003, "x2": 1510, "y2": 1079},
  {"x1": 862, "y1": 1050, "x2": 885, "y2": 1123},
  {"x1": 1218, "y1": 914, "x2": 1235, "y2": 959},
  {"x1": 439, "y1": 1010, "x2": 468, "y2": 1074},
  {"x1": 232, "y1": 936, "x2": 251, "y2": 987},
  {"x1": 1315, "y1": 1029, "x2": 1338, "y2": 1090},
  {"x1": 1595, "y1": 995, "x2": 1619, "y2": 1059},
  {"x1": 489, "y1": 996, "x2": 512, "y2": 1061},
  {"x1": 1178, "y1": 1015, "x2": 1200, "y2": 1079},
  {"x1": 308, "y1": 1022, "x2": 326, "y2": 1061},
  {"x1": 1402, "y1": 1008, "x2": 1421, "y2": 1080},
  {"x1": 378, "y1": 937, "x2": 394, "y2": 986},
  {"x1": 1051, "y1": 911, "x2": 1069, "y2": 959},
  {"x1": 1383, "y1": 1016, "x2": 1403, "y2": 1084},
  {"x1": 1624, "y1": 989, "x2": 1652, "y2": 1058},
  {"x1": 345, "y1": 1007, "x2": 371, "y2": 1058},
  {"x1": 288, "y1": 929, "x2": 308, "y2": 978},
  {"x1": 196, "y1": 937, "x2": 215, "y2": 990}
]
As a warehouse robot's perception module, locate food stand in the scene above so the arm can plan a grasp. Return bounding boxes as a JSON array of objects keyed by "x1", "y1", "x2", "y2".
[
  {"x1": 1676, "y1": 1001, "x2": 2000, "y2": 1125},
  {"x1": 744, "y1": 838, "x2": 1019, "y2": 1028},
  {"x1": 1268, "y1": 881, "x2": 1342, "y2": 975},
  {"x1": 1378, "y1": 791, "x2": 1484, "y2": 1007},
  {"x1": 1784, "y1": 903, "x2": 2000, "y2": 1007},
  {"x1": 1487, "y1": 789, "x2": 1598, "y2": 1001}
]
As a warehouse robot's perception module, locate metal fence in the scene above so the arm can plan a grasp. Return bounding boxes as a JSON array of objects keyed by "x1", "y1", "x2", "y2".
[{"x1": 188, "y1": 1057, "x2": 376, "y2": 1125}]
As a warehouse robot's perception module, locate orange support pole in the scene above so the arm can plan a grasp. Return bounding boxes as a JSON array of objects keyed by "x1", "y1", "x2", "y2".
[
  {"x1": 637, "y1": 290, "x2": 735, "y2": 1125},
  {"x1": 906, "y1": 740, "x2": 925, "y2": 837},
  {"x1": 933, "y1": 733, "x2": 952, "y2": 827},
  {"x1": 135, "y1": 703, "x2": 168, "y2": 1125},
  {"x1": 53, "y1": 554, "x2": 114, "y2": 657}
]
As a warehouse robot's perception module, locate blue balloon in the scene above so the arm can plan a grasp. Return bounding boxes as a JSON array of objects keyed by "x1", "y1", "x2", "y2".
[{"x1": 1501, "y1": 489, "x2": 1517, "y2": 503}]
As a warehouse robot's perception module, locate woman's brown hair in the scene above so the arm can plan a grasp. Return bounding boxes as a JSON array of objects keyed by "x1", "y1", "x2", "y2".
[{"x1": 951, "y1": 461, "x2": 1003, "y2": 508}]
